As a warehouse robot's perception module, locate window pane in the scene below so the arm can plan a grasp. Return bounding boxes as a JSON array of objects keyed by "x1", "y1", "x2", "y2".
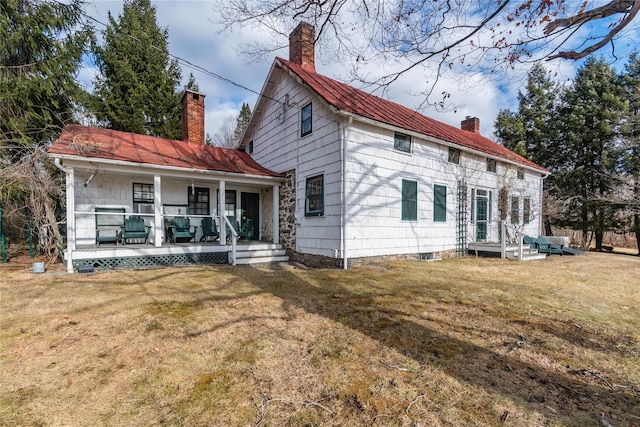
[
  {"x1": 523, "y1": 198, "x2": 531, "y2": 224},
  {"x1": 434, "y1": 184, "x2": 447, "y2": 222},
  {"x1": 133, "y1": 183, "x2": 154, "y2": 203},
  {"x1": 486, "y1": 158, "x2": 496, "y2": 172},
  {"x1": 305, "y1": 175, "x2": 324, "y2": 216},
  {"x1": 301, "y1": 103, "x2": 312, "y2": 136},
  {"x1": 511, "y1": 196, "x2": 519, "y2": 224},
  {"x1": 448, "y1": 148, "x2": 460, "y2": 164},
  {"x1": 188, "y1": 187, "x2": 210, "y2": 216},
  {"x1": 394, "y1": 132, "x2": 411, "y2": 153},
  {"x1": 402, "y1": 179, "x2": 417, "y2": 221}
]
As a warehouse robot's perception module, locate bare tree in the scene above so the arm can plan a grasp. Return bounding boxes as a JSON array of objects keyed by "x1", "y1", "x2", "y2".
[
  {"x1": 216, "y1": 0, "x2": 640, "y2": 106},
  {"x1": 212, "y1": 114, "x2": 240, "y2": 148}
]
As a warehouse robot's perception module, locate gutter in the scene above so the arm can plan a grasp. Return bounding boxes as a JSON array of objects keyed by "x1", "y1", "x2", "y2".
[{"x1": 50, "y1": 154, "x2": 285, "y2": 183}]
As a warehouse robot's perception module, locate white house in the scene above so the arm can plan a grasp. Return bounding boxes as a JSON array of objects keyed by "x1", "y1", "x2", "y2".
[
  {"x1": 240, "y1": 22, "x2": 549, "y2": 267},
  {"x1": 49, "y1": 91, "x2": 288, "y2": 273}
]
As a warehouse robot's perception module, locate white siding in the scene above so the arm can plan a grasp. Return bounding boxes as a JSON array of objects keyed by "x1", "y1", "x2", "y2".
[
  {"x1": 248, "y1": 67, "x2": 544, "y2": 259},
  {"x1": 249, "y1": 68, "x2": 342, "y2": 257}
]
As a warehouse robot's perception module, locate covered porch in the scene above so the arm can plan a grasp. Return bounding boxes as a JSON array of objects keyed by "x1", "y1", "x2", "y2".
[{"x1": 59, "y1": 164, "x2": 284, "y2": 272}]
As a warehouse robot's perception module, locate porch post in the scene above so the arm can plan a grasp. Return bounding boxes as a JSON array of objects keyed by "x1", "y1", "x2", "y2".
[
  {"x1": 154, "y1": 175, "x2": 162, "y2": 247},
  {"x1": 272, "y1": 184, "x2": 279, "y2": 244},
  {"x1": 65, "y1": 167, "x2": 75, "y2": 273},
  {"x1": 219, "y1": 180, "x2": 226, "y2": 244}
]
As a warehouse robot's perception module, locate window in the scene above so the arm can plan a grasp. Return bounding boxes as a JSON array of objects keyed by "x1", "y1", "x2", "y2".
[
  {"x1": 448, "y1": 147, "x2": 460, "y2": 164},
  {"x1": 188, "y1": 187, "x2": 210, "y2": 216},
  {"x1": 301, "y1": 103, "x2": 312, "y2": 137},
  {"x1": 517, "y1": 168, "x2": 525, "y2": 180},
  {"x1": 511, "y1": 196, "x2": 520, "y2": 224},
  {"x1": 434, "y1": 184, "x2": 447, "y2": 222},
  {"x1": 305, "y1": 175, "x2": 324, "y2": 216},
  {"x1": 486, "y1": 158, "x2": 497, "y2": 173},
  {"x1": 401, "y1": 179, "x2": 418, "y2": 221},
  {"x1": 216, "y1": 190, "x2": 237, "y2": 217},
  {"x1": 248, "y1": 140, "x2": 254, "y2": 154},
  {"x1": 394, "y1": 132, "x2": 411, "y2": 153},
  {"x1": 523, "y1": 197, "x2": 531, "y2": 224},
  {"x1": 133, "y1": 183, "x2": 153, "y2": 212}
]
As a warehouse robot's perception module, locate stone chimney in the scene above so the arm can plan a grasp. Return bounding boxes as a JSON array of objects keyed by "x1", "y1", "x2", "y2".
[
  {"x1": 461, "y1": 116, "x2": 480, "y2": 133},
  {"x1": 289, "y1": 22, "x2": 315, "y2": 70},
  {"x1": 181, "y1": 90, "x2": 205, "y2": 145}
]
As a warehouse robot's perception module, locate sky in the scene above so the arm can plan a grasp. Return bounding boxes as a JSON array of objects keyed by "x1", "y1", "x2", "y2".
[{"x1": 77, "y1": 1, "x2": 614, "y2": 141}]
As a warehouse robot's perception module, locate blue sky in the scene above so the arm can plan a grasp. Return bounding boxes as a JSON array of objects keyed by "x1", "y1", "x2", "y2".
[{"x1": 78, "y1": 1, "x2": 631, "y2": 140}]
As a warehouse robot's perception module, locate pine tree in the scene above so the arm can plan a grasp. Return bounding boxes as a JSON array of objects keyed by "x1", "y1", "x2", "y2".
[
  {"x1": 620, "y1": 53, "x2": 640, "y2": 255},
  {"x1": 494, "y1": 64, "x2": 559, "y2": 234},
  {"x1": 91, "y1": 0, "x2": 182, "y2": 139},
  {"x1": 494, "y1": 64, "x2": 558, "y2": 168},
  {"x1": 233, "y1": 102, "x2": 252, "y2": 141},
  {"x1": 1, "y1": 0, "x2": 91, "y2": 157},
  {"x1": 0, "y1": 0, "x2": 92, "y2": 260},
  {"x1": 554, "y1": 57, "x2": 627, "y2": 250}
]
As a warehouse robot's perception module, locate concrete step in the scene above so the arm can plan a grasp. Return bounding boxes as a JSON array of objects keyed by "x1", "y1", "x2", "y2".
[
  {"x1": 235, "y1": 248, "x2": 287, "y2": 259},
  {"x1": 506, "y1": 250, "x2": 547, "y2": 261},
  {"x1": 235, "y1": 255, "x2": 290, "y2": 265}
]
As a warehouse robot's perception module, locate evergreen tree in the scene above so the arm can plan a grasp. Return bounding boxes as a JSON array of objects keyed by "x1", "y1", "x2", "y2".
[
  {"x1": 1, "y1": 0, "x2": 91, "y2": 158},
  {"x1": 233, "y1": 102, "x2": 252, "y2": 141},
  {"x1": 494, "y1": 64, "x2": 558, "y2": 168},
  {"x1": 494, "y1": 64, "x2": 559, "y2": 234},
  {"x1": 0, "y1": 0, "x2": 92, "y2": 260},
  {"x1": 92, "y1": 0, "x2": 182, "y2": 139},
  {"x1": 184, "y1": 72, "x2": 200, "y2": 92},
  {"x1": 620, "y1": 53, "x2": 640, "y2": 255},
  {"x1": 554, "y1": 57, "x2": 627, "y2": 250}
]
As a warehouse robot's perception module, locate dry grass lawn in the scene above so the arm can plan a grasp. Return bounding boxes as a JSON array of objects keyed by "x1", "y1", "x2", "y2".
[{"x1": 1, "y1": 252, "x2": 639, "y2": 426}]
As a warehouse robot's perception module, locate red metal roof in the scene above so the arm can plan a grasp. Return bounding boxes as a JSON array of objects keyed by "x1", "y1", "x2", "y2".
[
  {"x1": 277, "y1": 58, "x2": 548, "y2": 173},
  {"x1": 49, "y1": 124, "x2": 283, "y2": 178}
]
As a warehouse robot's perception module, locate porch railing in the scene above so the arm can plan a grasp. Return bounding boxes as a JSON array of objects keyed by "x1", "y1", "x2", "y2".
[
  {"x1": 222, "y1": 215, "x2": 238, "y2": 266},
  {"x1": 500, "y1": 221, "x2": 524, "y2": 261}
]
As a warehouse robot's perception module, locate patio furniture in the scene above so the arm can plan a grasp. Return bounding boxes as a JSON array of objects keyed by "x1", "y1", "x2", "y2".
[
  {"x1": 120, "y1": 215, "x2": 150, "y2": 245},
  {"x1": 95, "y1": 207, "x2": 125, "y2": 246},
  {"x1": 226, "y1": 216, "x2": 249, "y2": 241},
  {"x1": 523, "y1": 235, "x2": 537, "y2": 249},
  {"x1": 200, "y1": 217, "x2": 219, "y2": 242},
  {"x1": 536, "y1": 235, "x2": 563, "y2": 255},
  {"x1": 168, "y1": 216, "x2": 196, "y2": 243}
]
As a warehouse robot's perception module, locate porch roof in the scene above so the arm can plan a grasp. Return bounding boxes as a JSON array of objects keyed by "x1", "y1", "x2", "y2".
[{"x1": 49, "y1": 124, "x2": 283, "y2": 178}]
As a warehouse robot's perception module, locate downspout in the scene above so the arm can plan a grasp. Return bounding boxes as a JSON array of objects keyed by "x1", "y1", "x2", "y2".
[
  {"x1": 341, "y1": 116, "x2": 352, "y2": 270},
  {"x1": 54, "y1": 158, "x2": 74, "y2": 273}
]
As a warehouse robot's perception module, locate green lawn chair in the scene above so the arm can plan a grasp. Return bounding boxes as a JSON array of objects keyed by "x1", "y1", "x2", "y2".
[
  {"x1": 536, "y1": 235, "x2": 563, "y2": 255},
  {"x1": 120, "y1": 215, "x2": 150, "y2": 245},
  {"x1": 169, "y1": 216, "x2": 196, "y2": 243},
  {"x1": 200, "y1": 217, "x2": 219, "y2": 242}
]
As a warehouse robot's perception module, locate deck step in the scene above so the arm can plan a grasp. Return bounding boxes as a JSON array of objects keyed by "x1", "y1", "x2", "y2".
[
  {"x1": 506, "y1": 250, "x2": 547, "y2": 261},
  {"x1": 235, "y1": 255, "x2": 290, "y2": 265},
  {"x1": 233, "y1": 242, "x2": 289, "y2": 264}
]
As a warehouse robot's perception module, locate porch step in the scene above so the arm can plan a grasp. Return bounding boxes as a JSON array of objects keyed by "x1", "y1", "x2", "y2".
[
  {"x1": 505, "y1": 248, "x2": 547, "y2": 261},
  {"x1": 233, "y1": 242, "x2": 289, "y2": 265}
]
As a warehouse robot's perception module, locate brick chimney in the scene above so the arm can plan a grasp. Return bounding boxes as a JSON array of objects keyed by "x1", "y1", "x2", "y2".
[
  {"x1": 181, "y1": 90, "x2": 205, "y2": 145},
  {"x1": 461, "y1": 116, "x2": 480, "y2": 133},
  {"x1": 289, "y1": 22, "x2": 315, "y2": 70}
]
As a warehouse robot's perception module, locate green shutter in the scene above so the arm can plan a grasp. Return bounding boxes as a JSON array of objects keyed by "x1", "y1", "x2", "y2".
[
  {"x1": 434, "y1": 184, "x2": 447, "y2": 222},
  {"x1": 402, "y1": 179, "x2": 417, "y2": 221}
]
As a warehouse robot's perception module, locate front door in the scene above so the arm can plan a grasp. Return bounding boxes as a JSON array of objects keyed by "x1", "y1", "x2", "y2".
[
  {"x1": 475, "y1": 190, "x2": 488, "y2": 242},
  {"x1": 240, "y1": 192, "x2": 259, "y2": 240}
]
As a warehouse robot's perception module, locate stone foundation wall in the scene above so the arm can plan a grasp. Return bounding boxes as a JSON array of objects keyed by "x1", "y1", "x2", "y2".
[
  {"x1": 279, "y1": 169, "x2": 296, "y2": 253},
  {"x1": 286, "y1": 248, "x2": 460, "y2": 269}
]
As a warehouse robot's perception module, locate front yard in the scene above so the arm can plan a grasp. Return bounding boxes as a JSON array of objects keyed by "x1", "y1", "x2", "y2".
[{"x1": 1, "y1": 253, "x2": 638, "y2": 426}]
